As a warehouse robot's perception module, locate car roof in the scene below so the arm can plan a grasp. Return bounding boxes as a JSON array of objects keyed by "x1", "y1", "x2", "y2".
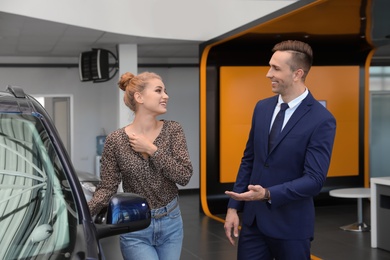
[{"x1": 0, "y1": 85, "x2": 45, "y2": 116}]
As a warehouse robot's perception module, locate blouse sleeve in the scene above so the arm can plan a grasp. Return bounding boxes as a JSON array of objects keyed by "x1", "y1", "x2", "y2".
[
  {"x1": 87, "y1": 133, "x2": 122, "y2": 216},
  {"x1": 150, "y1": 121, "x2": 193, "y2": 186}
]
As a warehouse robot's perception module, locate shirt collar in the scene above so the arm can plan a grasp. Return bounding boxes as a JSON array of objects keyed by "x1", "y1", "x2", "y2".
[{"x1": 278, "y1": 88, "x2": 308, "y2": 109}]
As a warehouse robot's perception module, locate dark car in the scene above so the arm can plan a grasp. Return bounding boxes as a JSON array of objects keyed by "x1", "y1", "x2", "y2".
[{"x1": 0, "y1": 86, "x2": 151, "y2": 260}]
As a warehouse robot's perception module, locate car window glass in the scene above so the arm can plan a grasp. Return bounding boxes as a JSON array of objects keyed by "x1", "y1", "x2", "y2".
[{"x1": 0, "y1": 113, "x2": 78, "y2": 259}]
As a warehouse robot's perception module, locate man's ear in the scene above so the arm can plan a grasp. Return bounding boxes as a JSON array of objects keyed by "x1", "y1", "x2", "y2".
[
  {"x1": 294, "y1": 69, "x2": 304, "y2": 81},
  {"x1": 134, "y1": 92, "x2": 143, "y2": 104}
]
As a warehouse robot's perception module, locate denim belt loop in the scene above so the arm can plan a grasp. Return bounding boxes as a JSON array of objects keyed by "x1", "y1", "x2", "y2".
[{"x1": 152, "y1": 196, "x2": 179, "y2": 219}]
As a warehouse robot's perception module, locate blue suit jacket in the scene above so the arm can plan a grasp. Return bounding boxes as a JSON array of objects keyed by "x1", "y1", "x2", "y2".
[{"x1": 228, "y1": 91, "x2": 336, "y2": 240}]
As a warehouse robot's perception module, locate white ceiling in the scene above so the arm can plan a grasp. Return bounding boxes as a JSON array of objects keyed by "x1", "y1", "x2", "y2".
[
  {"x1": 1, "y1": 3, "x2": 389, "y2": 65},
  {"x1": 0, "y1": 0, "x2": 302, "y2": 64},
  {"x1": 0, "y1": 11, "x2": 201, "y2": 63}
]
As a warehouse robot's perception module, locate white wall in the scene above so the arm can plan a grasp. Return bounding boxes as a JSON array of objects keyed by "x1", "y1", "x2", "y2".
[{"x1": 0, "y1": 65, "x2": 199, "y2": 189}]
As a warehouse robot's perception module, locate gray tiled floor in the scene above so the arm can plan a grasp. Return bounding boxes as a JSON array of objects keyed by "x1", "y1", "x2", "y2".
[
  {"x1": 180, "y1": 195, "x2": 236, "y2": 260},
  {"x1": 180, "y1": 192, "x2": 390, "y2": 260}
]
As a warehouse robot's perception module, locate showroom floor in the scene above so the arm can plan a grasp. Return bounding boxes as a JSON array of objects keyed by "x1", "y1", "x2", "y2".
[{"x1": 179, "y1": 191, "x2": 390, "y2": 260}]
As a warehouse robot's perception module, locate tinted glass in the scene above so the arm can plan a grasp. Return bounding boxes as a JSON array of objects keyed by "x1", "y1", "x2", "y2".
[{"x1": 0, "y1": 113, "x2": 78, "y2": 259}]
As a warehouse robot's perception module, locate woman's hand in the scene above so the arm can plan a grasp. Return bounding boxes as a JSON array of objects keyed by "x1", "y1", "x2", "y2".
[{"x1": 128, "y1": 133, "x2": 157, "y2": 156}]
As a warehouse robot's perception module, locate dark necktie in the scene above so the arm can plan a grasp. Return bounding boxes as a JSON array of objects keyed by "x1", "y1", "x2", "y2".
[{"x1": 268, "y1": 103, "x2": 289, "y2": 151}]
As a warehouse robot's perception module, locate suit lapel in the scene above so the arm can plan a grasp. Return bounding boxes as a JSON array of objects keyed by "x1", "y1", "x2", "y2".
[
  {"x1": 264, "y1": 96, "x2": 278, "y2": 154},
  {"x1": 264, "y1": 96, "x2": 278, "y2": 133},
  {"x1": 268, "y1": 92, "x2": 314, "y2": 154}
]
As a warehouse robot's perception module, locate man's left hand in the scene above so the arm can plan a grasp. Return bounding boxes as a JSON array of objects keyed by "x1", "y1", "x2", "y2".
[{"x1": 225, "y1": 185, "x2": 267, "y2": 201}]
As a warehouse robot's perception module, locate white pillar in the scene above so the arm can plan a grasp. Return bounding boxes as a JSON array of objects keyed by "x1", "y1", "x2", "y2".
[
  {"x1": 117, "y1": 44, "x2": 138, "y2": 128},
  {"x1": 112, "y1": 46, "x2": 136, "y2": 217}
]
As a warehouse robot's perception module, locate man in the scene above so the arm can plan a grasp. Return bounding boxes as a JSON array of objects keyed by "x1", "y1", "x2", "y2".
[{"x1": 224, "y1": 40, "x2": 336, "y2": 260}]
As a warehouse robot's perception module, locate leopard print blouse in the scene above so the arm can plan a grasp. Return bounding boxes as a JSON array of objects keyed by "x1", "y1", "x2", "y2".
[{"x1": 87, "y1": 120, "x2": 193, "y2": 216}]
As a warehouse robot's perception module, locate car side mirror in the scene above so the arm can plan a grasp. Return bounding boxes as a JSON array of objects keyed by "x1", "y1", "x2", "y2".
[{"x1": 95, "y1": 193, "x2": 151, "y2": 239}]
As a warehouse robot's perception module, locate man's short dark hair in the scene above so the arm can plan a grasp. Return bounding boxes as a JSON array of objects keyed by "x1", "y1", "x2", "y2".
[{"x1": 272, "y1": 40, "x2": 313, "y2": 80}]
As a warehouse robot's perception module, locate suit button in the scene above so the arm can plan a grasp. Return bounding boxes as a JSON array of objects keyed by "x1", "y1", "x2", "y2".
[{"x1": 264, "y1": 163, "x2": 269, "y2": 168}]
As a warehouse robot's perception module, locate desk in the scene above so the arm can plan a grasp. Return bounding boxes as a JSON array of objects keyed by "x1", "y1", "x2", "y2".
[
  {"x1": 370, "y1": 177, "x2": 390, "y2": 249},
  {"x1": 329, "y1": 188, "x2": 371, "y2": 232}
]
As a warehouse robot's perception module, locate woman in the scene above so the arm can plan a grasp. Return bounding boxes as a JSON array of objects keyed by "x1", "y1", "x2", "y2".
[{"x1": 88, "y1": 71, "x2": 193, "y2": 260}]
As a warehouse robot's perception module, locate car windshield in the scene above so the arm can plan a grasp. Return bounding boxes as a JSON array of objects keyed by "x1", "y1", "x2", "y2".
[{"x1": 0, "y1": 113, "x2": 78, "y2": 259}]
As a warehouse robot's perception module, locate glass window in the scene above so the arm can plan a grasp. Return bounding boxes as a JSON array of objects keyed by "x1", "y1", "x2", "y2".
[
  {"x1": 0, "y1": 113, "x2": 78, "y2": 259},
  {"x1": 370, "y1": 66, "x2": 390, "y2": 91}
]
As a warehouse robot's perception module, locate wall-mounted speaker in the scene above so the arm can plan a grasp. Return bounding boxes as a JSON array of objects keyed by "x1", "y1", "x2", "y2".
[{"x1": 79, "y1": 49, "x2": 118, "y2": 83}]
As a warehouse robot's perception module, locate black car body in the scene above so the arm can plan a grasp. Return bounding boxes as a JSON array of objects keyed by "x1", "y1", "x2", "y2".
[{"x1": 0, "y1": 86, "x2": 151, "y2": 259}]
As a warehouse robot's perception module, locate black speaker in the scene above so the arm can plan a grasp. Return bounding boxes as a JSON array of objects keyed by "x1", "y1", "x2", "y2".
[{"x1": 79, "y1": 49, "x2": 110, "y2": 82}]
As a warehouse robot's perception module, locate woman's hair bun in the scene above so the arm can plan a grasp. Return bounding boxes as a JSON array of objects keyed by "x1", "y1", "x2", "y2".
[{"x1": 118, "y1": 72, "x2": 135, "y2": 91}]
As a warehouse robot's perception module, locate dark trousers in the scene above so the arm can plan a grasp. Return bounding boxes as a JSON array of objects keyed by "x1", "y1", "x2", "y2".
[{"x1": 237, "y1": 218, "x2": 311, "y2": 260}]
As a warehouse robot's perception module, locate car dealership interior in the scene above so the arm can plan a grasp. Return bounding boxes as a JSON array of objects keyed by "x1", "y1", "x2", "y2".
[{"x1": 1, "y1": 0, "x2": 390, "y2": 259}]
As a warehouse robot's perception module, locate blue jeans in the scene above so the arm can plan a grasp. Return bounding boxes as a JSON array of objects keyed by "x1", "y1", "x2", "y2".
[{"x1": 119, "y1": 196, "x2": 183, "y2": 260}]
